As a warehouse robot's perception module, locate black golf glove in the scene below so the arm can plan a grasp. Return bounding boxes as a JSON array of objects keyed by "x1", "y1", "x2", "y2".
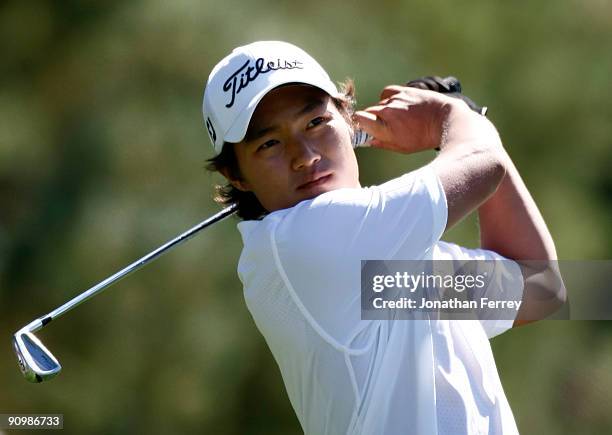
[{"x1": 405, "y1": 76, "x2": 488, "y2": 116}]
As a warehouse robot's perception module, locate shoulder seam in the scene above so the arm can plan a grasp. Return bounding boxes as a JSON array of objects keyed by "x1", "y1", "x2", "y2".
[{"x1": 268, "y1": 217, "x2": 367, "y2": 356}]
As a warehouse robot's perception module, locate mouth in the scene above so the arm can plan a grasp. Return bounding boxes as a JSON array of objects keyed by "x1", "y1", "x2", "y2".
[{"x1": 297, "y1": 173, "x2": 333, "y2": 191}]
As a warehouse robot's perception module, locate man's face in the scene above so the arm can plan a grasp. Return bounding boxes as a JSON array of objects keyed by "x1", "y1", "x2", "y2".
[{"x1": 226, "y1": 85, "x2": 360, "y2": 213}]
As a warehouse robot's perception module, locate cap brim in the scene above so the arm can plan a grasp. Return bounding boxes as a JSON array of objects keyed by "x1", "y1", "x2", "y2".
[{"x1": 224, "y1": 73, "x2": 339, "y2": 144}]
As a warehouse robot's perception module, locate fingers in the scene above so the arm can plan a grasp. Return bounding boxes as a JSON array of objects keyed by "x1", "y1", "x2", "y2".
[
  {"x1": 353, "y1": 98, "x2": 413, "y2": 141},
  {"x1": 379, "y1": 85, "x2": 442, "y2": 105},
  {"x1": 353, "y1": 110, "x2": 386, "y2": 139},
  {"x1": 370, "y1": 138, "x2": 390, "y2": 149},
  {"x1": 379, "y1": 85, "x2": 406, "y2": 101},
  {"x1": 353, "y1": 84, "x2": 454, "y2": 153},
  {"x1": 405, "y1": 80, "x2": 430, "y2": 90}
]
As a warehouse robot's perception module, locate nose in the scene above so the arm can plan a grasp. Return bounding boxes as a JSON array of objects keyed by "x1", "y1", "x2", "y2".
[{"x1": 290, "y1": 138, "x2": 321, "y2": 171}]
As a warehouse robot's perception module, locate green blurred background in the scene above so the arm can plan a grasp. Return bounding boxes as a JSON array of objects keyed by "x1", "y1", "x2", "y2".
[{"x1": 1, "y1": 0, "x2": 611, "y2": 434}]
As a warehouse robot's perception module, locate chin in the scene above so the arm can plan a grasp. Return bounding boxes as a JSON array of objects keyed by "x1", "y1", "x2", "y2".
[{"x1": 302, "y1": 187, "x2": 333, "y2": 200}]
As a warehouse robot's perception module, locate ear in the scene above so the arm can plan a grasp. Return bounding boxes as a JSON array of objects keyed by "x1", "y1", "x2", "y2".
[{"x1": 219, "y1": 167, "x2": 252, "y2": 192}]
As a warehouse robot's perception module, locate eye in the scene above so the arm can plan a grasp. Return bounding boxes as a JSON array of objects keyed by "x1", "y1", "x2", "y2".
[
  {"x1": 257, "y1": 139, "x2": 279, "y2": 152},
  {"x1": 307, "y1": 116, "x2": 328, "y2": 128}
]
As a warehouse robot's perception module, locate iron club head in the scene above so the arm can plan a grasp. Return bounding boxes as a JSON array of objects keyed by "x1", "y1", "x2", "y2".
[{"x1": 12, "y1": 331, "x2": 61, "y2": 383}]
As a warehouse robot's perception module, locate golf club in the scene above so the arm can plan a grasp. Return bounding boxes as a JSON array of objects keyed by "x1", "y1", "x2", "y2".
[{"x1": 13, "y1": 203, "x2": 237, "y2": 383}]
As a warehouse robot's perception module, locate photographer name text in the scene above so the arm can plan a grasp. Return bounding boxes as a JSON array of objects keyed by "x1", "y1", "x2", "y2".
[{"x1": 372, "y1": 297, "x2": 522, "y2": 311}]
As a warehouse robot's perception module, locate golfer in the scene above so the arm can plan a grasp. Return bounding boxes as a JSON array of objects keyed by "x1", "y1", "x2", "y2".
[{"x1": 203, "y1": 41, "x2": 565, "y2": 434}]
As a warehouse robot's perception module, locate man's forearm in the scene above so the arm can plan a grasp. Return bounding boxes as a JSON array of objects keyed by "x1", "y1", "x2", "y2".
[
  {"x1": 478, "y1": 155, "x2": 557, "y2": 261},
  {"x1": 478, "y1": 155, "x2": 566, "y2": 325},
  {"x1": 432, "y1": 106, "x2": 507, "y2": 229}
]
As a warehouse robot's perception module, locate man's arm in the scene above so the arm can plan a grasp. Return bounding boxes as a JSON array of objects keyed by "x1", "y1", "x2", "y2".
[
  {"x1": 354, "y1": 85, "x2": 566, "y2": 326},
  {"x1": 431, "y1": 90, "x2": 567, "y2": 327},
  {"x1": 354, "y1": 85, "x2": 506, "y2": 228},
  {"x1": 478, "y1": 154, "x2": 566, "y2": 326}
]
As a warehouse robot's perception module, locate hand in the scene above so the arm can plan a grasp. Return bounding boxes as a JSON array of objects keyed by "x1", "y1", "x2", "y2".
[
  {"x1": 405, "y1": 76, "x2": 488, "y2": 116},
  {"x1": 353, "y1": 85, "x2": 464, "y2": 154}
]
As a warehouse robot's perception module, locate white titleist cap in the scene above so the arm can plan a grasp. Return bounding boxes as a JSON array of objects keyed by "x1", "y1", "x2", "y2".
[{"x1": 202, "y1": 41, "x2": 339, "y2": 154}]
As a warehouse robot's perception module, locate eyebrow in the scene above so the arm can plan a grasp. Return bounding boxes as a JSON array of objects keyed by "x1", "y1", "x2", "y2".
[{"x1": 244, "y1": 97, "x2": 327, "y2": 143}]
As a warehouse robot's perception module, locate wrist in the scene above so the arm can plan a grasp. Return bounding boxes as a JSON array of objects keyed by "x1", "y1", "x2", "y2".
[{"x1": 439, "y1": 101, "x2": 501, "y2": 152}]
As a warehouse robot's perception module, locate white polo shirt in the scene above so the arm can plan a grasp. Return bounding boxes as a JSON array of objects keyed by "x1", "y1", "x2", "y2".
[{"x1": 237, "y1": 165, "x2": 523, "y2": 435}]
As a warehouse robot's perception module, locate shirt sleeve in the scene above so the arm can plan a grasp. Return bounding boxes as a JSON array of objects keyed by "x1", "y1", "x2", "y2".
[
  {"x1": 277, "y1": 164, "x2": 448, "y2": 261},
  {"x1": 433, "y1": 241, "x2": 525, "y2": 339}
]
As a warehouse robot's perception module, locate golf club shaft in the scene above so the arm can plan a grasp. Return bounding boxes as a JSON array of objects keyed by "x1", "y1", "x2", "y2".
[{"x1": 23, "y1": 204, "x2": 238, "y2": 334}]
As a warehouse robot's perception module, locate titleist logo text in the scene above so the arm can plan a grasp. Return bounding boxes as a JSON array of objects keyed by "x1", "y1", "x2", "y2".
[{"x1": 223, "y1": 58, "x2": 304, "y2": 108}]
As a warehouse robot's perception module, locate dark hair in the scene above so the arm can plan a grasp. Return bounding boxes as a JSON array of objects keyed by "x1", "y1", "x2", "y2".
[{"x1": 206, "y1": 80, "x2": 356, "y2": 220}]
